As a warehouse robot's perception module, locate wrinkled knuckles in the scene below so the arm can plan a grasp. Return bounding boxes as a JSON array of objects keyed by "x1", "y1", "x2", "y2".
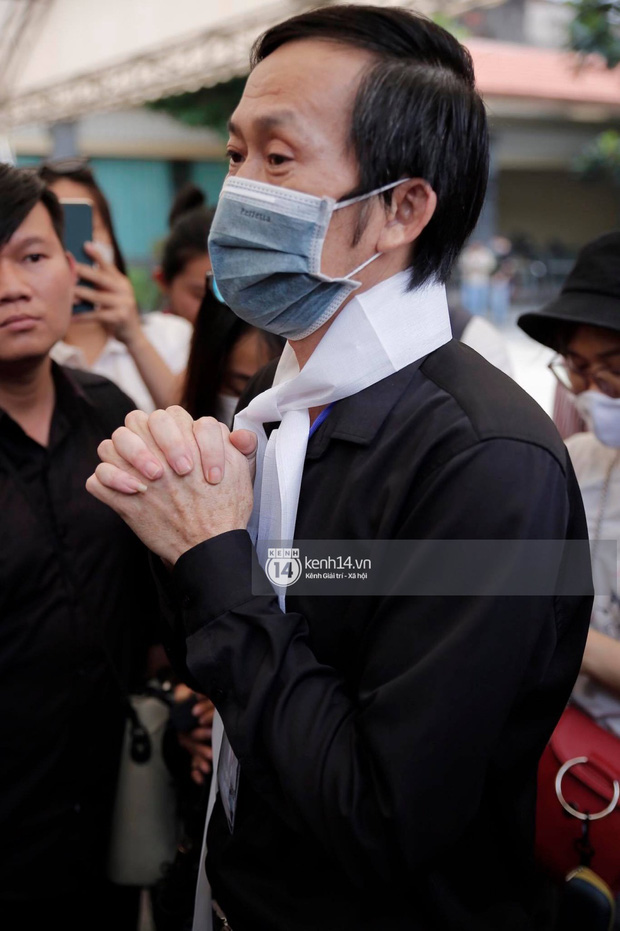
[
  {"x1": 125, "y1": 409, "x2": 148, "y2": 432},
  {"x1": 165, "y1": 404, "x2": 194, "y2": 425},
  {"x1": 85, "y1": 473, "x2": 101, "y2": 498},
  {"x1": 195, "y1": 415, "x2": 220, "y2": 431},
  {"x1": 97, "y1": 438, "x2": 115, "y2": 461}
]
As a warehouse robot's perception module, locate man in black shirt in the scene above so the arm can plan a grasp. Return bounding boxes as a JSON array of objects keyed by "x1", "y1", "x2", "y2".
[
  {"x1": 0, "y1": 164, "x2": 160, "y2": 929},
  {"x1": 88, "y1": 8, "x2": 593, "y2": 930}
]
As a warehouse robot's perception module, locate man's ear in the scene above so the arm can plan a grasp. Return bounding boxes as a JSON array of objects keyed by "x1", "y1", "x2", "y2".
[{"x1": 375, "y1": 179, "x2": 437, "y2": 254}]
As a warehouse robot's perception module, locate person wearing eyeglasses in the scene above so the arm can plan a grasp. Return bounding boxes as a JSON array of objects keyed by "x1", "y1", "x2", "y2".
[
  {"x1": 518, "y1": 230, "x2": 620, "y2": 728},
  {"x1": 37, "y1": 158, "x2": 192, "y2": 413}
]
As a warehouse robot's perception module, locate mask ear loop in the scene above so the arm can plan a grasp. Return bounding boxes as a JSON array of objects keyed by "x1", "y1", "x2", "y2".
[
  {"x1": 336, "y1": 179, "x2": 412, "y2": 280},
  {"x1": 334, "y1": 177, "x2": 412, "y2": 211},
  {"x1": 344, "y1": 251, "x2": 383, "y2": 280}
]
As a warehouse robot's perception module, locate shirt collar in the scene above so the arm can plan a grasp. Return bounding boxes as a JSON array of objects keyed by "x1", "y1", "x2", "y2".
[
  {"x1": 265, "y1": 269, "x2": 450, "y2": 457},
  {"x1": 52, "y1": 361, "x2": 94, "y2": 412},
  {"x1": 51, "y1": 336, "x2": 126, "y2": 365}
]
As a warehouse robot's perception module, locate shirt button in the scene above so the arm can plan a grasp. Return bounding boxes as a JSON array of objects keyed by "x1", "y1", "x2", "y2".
[{"x1": 182, "y1": 594, "x2": 192, "y2": 608}]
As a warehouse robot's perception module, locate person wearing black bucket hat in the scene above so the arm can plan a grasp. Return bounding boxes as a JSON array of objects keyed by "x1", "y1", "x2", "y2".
[
  {"x1": 519, "y1": 231, "x2": 620, "y2": 440},
  {"x1": 519, "y1": 232, "x2": 620, "y2": 895},
  {"x1": 518, "y1": 230, "x2": 620, "y2": 354},
  {"x1": 518, "y1": 231, "x2": 620, "y2": 699}
]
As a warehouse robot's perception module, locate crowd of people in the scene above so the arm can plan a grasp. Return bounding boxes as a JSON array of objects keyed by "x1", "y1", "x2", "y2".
[{"x1": 0, "y1": 5, "x2": 619, "y2": 931}]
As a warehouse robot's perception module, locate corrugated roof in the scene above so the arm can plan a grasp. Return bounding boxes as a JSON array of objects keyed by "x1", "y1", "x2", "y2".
[{"x1": 467, "y1": 37, "x2": 620, "y2": 108}]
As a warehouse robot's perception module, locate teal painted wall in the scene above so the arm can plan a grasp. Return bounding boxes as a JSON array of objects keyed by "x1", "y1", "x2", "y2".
[
  {"x1": 90, "y1": 158, "x2": 172, "y2": 264},
  {"x1": 191, "y1": 161, "x2": 228, "y2": 209}
]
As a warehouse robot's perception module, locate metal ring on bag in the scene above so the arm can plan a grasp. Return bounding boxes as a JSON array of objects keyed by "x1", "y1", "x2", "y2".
[{"x1": 555, "y1": 756, "x2": 620, "y2": 821}]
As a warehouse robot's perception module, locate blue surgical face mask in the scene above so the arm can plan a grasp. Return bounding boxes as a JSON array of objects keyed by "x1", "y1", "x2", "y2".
[
  {"x1": 208, "y1": 176, "x2": 409, "y2": 340},
  {"x1": 206, "y1": 272, "x2": 226, "y2": 304}
]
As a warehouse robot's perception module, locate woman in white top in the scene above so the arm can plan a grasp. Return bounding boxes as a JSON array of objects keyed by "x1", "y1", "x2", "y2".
[
  {"x1": 38, "y1": 158, "x2": 192, "y2": 413},
  {"x1": 518, "y1": 231, "x2": 620, "y2": 735}
]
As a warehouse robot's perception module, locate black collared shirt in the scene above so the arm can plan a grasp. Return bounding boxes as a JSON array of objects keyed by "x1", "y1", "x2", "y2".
[
  {"x1": 155, "y1": 340, "x2": 592, "y2": 931},
  {"x1": 0, "y1": 364, "x2": 158, "y2": 900}
]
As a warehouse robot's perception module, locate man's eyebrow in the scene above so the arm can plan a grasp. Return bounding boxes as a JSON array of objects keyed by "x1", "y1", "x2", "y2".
[{"x1": 227, "y1": 110, "x2": 302, "y2": 137}]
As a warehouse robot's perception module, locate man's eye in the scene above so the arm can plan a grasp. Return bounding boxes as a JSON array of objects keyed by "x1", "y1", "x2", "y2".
[
  {"x1": 267, "y1": 154, "x2": 290, "y2": 166},
  {"x1": 25, "y1": 253, "x2": 44, "y2": 263}
]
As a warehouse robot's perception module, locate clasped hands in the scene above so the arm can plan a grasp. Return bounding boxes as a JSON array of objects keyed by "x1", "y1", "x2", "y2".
[{"x1": 86, "y1": 405, "x2": 257, "y2": 565}]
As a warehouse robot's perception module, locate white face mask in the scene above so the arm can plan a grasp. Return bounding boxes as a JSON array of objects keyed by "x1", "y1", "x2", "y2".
[
  {"x1": 215, "y1": 392, "x2": 239, "y2": 429},
  {"x1": 574, "y1": 390, "x2": 620, "y2": 448}
]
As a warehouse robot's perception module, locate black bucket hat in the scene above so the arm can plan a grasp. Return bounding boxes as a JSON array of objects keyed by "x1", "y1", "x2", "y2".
[{"x1": 517, "y1": 231, "x2": 620, "y2": 350}]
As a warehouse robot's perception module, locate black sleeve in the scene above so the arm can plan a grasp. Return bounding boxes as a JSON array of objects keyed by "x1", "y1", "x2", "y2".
[{"x1": 159, "y1": 439, "x2": 591, "y2": 886}]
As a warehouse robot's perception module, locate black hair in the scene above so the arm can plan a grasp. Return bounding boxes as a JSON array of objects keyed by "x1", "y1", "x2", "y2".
[
  {"x1": 251, "y1": 5, "x2": 489, "y2": 288},
  {"x1": 161, "y1": 184, "x2": 214, "y2": 284},
  {"x1": 0, "y1": 163, "x2": 64, "y2": 248},
  {"x1": 37, "y1": 159, "x2": 127, "y2": 274},
  {"x1": 182, "y1": 289, "x2": 284, "y2": 419},
  {"x1": 168, "y1": 182, "x2": 206, "y2": 227}
]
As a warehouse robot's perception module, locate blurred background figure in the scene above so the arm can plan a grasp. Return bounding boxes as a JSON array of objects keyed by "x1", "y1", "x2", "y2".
[
  {"x1": 489, "y1": 235, "x2": 516, "y2": 326},
  {"x1": 154, "y1": 184, "x2": 213, "y2": 327},
  {"x1": 38, "y1": 159, "x2": 192, "y2": 413},
  {"x1": 458, "y1": 238, "x2": 496, "y2": 316}
]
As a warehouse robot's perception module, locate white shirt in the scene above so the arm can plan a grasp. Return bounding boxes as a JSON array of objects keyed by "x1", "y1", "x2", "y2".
[
  {"x1": 51, "y1": 311, "x2": 192, "y2": 413},
  {"x1": 567, "y1": 430, "x2": 620, "y2": 735}
]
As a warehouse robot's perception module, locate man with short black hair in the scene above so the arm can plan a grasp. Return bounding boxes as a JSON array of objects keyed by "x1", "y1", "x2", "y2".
[
  {"x1": 89, "y1": 7, "x2": 592, "y2": 929},
  {"x1": 0, "y1": 163, "x2": 159, "y2": 931}
]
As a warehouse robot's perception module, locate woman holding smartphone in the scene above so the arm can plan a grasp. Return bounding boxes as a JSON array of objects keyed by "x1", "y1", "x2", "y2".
[{"x1": 38, "y1": 158, "x2": 192, "y2": 413}]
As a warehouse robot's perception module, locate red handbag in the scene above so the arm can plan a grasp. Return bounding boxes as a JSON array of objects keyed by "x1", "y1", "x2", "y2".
[{"x1": 536, "y1": 703, "x2": 620, "y2": 894}]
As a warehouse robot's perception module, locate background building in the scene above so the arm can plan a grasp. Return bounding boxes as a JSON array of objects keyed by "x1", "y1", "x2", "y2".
[{"x1": 1, "y1": 0, "x2": 619, "y2": 306}]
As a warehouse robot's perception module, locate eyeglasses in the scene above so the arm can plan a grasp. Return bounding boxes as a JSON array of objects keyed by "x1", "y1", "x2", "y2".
[{"x1": 548, "y1": 353, "x2": 620, "y2": 399}]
